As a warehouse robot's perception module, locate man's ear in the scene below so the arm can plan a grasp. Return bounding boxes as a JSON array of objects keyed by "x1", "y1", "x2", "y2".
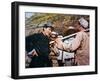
[{"x1": 43, "y1": 28, "x2": 45, "y2": 31}]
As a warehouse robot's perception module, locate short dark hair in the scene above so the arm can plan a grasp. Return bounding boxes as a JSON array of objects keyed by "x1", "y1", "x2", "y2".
[{"x1": 43, "y1": 24, "x2": 54, "y2": 31}]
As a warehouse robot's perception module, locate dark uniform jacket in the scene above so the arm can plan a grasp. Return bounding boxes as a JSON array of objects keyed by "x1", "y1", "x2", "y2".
[{"x1": 26, "y1": 33, "x2": 51, "y2": 68}]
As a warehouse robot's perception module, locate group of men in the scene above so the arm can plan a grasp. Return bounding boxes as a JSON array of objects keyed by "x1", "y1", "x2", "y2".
[{"x1": 26, "y1": 17, "x2": 89, "y2": 68}]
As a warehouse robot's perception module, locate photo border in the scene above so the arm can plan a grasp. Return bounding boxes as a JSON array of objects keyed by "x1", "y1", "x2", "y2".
[{"x1": 11, "y1": 1, "x2": 98, "y2": 79}]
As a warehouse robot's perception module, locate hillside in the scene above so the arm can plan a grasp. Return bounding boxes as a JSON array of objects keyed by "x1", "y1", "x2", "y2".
[{"x1": 25, "y1": 12, "x2": 89, "y2": 36}]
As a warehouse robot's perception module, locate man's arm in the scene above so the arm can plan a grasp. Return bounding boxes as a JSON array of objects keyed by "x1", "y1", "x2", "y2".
[
  {"x1": 69, "y1": 32, "x2": 82, "y2": 51},
  {"x1": 26, "y1": 34, "x2": 39, "y2": 56},
  {"x1": 55, "y1": 32, "x2": 83, "y2": 52}
]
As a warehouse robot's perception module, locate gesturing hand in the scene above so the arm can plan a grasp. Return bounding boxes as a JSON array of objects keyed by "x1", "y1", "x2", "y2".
[
  {"x1": 32, "y1": 50, "x2": 38, "y2": 56},
  {"x1": 55, "y1": 36, "x2": 63, "y2": 49}
]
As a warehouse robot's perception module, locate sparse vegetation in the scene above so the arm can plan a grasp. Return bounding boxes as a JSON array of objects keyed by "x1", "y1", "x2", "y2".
[{"x1": 25, "y1": 12, "x2": 89, "y2": 36}]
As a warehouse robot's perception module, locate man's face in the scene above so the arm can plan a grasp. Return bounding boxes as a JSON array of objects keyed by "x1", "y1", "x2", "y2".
[
  {"x1": 44, "y1": 27, "x2": 52, "y2": 36},
  {"x1": 74, "y1": 22, "x2": 81, "y2": 31}
]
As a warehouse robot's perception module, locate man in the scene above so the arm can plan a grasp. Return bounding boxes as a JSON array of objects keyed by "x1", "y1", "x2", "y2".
[
  {"x1": 26, "y1": 22, "x2": 54, "y2": 68},
  {"x1": 49, "y1": 32, "x2": 59, "y2": 67},
  {"x1": 55, "y1": 18, "x2": 89, "y2": 65}
]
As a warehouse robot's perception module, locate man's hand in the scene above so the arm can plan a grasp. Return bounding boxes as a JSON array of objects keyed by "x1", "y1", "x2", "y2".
[
  {"x1": 55, "y1": 36, "x2": 63, "y2": 49},
  {"x1": 55, "y1": 38, "x2": 62, "y2": 43},
  {"x1": 32, "y1": 50, "x2": 38, "y2": 56}
]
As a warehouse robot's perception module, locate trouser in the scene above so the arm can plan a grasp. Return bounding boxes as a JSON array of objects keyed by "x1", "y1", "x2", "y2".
[
  {"x1": 75, "y1": 55, "x2": 89, "y2": 65},
  {"x1": 58, "y1": 60, "x2": 64, "y2": 66}
]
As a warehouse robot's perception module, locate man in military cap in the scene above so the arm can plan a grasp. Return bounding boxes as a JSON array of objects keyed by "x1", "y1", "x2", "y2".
[
  {"x1": 49, "y1": 32, "x2": 59, "y2": 67},
  {"x1": 26, "y1": 22, "x2": 54, "y2": 68},
  {"x1": 55, "y1": 18, "x2": 89, "y2": 65}
]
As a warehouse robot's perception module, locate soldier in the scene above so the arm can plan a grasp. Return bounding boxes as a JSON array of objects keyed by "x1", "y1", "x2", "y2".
[
  {"x1": 55, "y1": 18, "x2": 89, "y2": 65},
  {"x1": 49, "y1": 32, "x2": 59, "y2": 67},
  {"x1": 26, "y1": 22, "x2": 54, "y2": 68}
]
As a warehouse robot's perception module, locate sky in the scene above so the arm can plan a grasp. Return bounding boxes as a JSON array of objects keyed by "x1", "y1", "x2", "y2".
[{"x1": 25, "y1": 12, "x2": 34, "y2": 19}]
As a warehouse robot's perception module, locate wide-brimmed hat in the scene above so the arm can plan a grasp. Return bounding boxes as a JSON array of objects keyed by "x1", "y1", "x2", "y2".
[{"x1": 51, "y1": 32, "x2": 58, "y2": 38}]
